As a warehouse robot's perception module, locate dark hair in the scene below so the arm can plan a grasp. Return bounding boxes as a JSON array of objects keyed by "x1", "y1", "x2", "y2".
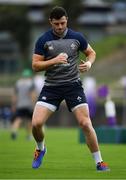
[{"x1": 49, "y1": 6, "x2": 68, "y2": 20}]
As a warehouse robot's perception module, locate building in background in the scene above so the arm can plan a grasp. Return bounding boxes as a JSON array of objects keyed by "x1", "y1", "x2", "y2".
[
  {"x1": 0, "y1": 0, "x2": 53, "y2": 74},
  {"x1": 78, "y1": 0, "x2": 126, "y2": 41},
  {"x1": 0, "y1": 32, "x2": 20, "y2": 74}
]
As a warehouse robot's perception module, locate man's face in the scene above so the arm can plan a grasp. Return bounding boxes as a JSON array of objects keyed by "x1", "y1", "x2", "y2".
[{"x1": 50, "y1": 16, "x2": 68, "y2": 35}]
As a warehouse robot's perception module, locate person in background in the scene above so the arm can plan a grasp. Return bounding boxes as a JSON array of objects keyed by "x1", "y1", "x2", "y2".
[
  {"x1": 104, "y1": 95, "x2": 117, "y2": 126},
  {"x1": 31, "y1": 6, "x2": 110, "y2": 171},
  {"x1": 11, "y1": 69, "x2": 36, "y2": 140}
]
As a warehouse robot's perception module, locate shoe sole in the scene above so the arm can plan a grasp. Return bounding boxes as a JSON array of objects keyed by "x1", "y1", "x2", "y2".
[{"x1": 97, "y1": 168, "x2": 110, "y2": 172}]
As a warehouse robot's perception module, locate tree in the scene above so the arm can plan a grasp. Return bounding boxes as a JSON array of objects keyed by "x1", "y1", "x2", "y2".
[{"x1": 0, "y1": 5, "x2": 31, "y2": 61}]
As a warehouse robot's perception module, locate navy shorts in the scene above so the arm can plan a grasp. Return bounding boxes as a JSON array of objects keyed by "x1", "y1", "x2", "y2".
[
  {"x1": 37, "y1": 80, "x2": 87, "y2": 112},
  {"x1": 12, "y1": 108, "x2": 33, "y2": 121}
]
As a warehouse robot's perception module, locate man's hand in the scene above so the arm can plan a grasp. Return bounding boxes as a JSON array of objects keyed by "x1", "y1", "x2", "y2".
[
  {"x1": 54, "y1": 53, "x2": 68, "y2": 65},
  {"x1": 79, "y1": 60, "x2": 92, "y2": 73},
  {"x1": 32, "y1": 53, "x2": 69, "y2": 72}
]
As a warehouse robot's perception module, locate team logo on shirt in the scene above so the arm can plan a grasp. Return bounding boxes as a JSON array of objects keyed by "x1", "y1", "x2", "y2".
[
  {"x1": 77, "y1": 96, "x2": 82, "y2": 102},
  {"x1": 71, "y1": 43, "x2": 76, "y2": 50},
  {"x1": 48, "y1": 45, "x2": 54, "y2": 50}
]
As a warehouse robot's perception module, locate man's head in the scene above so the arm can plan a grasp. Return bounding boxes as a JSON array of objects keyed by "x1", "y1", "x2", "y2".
[
  {"x1": 22, "y1": 69, "x2": 32, "y2": 78},
  {"x1": 49, "y1": 6, "x2": 68, "y2": 36}
]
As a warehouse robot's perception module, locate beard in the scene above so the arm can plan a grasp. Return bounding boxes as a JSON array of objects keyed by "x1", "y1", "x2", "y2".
[{"x1": 54, "y1": 28, "x2": 66, "y2": 36}]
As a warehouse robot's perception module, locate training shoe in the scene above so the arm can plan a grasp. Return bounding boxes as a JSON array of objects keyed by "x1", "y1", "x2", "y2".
[
  {"x1": 11, "y1": 132, "x2": 17, "y2": 140},
  {"x1": 96, "y1": 161, "x2": 110, "y2": 171},
  {"x1": 32, "y1": 147, "x2": 46, "y2": 169}
]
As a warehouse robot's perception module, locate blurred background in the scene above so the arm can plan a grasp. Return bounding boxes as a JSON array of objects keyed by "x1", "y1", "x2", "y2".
[{"x1": 0, "y1": 0, "x2": 126, "y2": 130}]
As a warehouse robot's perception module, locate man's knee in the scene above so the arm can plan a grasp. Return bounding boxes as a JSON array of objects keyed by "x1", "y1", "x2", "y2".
[
  {"x1": 32, "y1": 117, "x2": 43, "y2": 129},
  {"x1": 79, "y1": 117, "x2": 92, "y2": 132}
]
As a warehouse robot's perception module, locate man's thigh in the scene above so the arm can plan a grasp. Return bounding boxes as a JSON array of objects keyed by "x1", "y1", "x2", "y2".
[{"x1": 32, "y1": 104, "x2": 53, "y2": 126}]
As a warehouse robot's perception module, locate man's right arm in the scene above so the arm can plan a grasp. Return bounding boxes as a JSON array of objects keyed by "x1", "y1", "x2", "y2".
[{"x1": 32, "y1": 53, "x2": 68, "y2": 72}]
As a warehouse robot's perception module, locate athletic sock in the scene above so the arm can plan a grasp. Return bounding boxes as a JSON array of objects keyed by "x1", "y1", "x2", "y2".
[
  {"x1": 36, "y1": 140, "x2": 45, "y2": 151},
  {"x1": 92, "y1": 151, "x2": 103, "y2": 164}
]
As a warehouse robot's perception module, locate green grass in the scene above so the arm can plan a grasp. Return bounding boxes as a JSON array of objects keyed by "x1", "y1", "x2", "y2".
[
  {"x1": 94, "y1": 35, "x2": 126, "y2": 60},
  {"x1": 0, "y1": 128, "x2": 126, "y2": 179},
  {"x1": 79, "y1": 34, "x2": 126, "y2": 61}
]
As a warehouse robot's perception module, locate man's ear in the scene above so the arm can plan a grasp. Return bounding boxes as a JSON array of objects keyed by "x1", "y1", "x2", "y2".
[{"x1": 49, "y1": 18, "x2": 52, "y2": 24}]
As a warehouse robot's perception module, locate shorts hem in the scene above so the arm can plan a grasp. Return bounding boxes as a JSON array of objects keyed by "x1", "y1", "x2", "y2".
[
  {"x1": 36, "y1": 101, "x2": 57, "y2": 112},
  {"x1": 71, "y1": 103, "x2": 88, "y2": 112}
]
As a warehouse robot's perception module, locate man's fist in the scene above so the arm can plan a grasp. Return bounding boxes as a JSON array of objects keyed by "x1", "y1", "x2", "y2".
[{"x1": 79, "y1": 60, "x2": 92, "y2": 72}]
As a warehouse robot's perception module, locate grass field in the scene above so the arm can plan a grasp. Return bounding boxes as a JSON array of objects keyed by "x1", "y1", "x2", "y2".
[{"x1": 0, "y1": 127, "x2": 126, "y2": 179}]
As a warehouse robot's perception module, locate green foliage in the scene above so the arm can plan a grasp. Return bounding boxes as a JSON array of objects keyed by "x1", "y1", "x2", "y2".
[
  {"x1": 79, "y1": 34, "x2": 126, "y2": 61},
  {"x1": 0, "y1": 5, "x2": 27, "y2": 16},
  {"x1": 0, "y1": 128, "x2": 126, "y2": 179},
  {"x1": 93, "y1": 35, "x2": 126, "y2": 60}
]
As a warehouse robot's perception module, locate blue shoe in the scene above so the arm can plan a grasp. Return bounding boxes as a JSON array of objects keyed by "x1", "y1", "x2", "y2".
[
  {"x1": 32, "y1": 147, "x2": 46, "y2": 169},
  {"x1": 97, "y1": 162, "x2": 110, "y2": 171}
]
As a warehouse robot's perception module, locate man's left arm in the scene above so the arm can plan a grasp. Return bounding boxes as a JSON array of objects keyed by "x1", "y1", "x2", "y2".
[{"x1": 79, "y1": 44, "x2": 96, "y2": 72}]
